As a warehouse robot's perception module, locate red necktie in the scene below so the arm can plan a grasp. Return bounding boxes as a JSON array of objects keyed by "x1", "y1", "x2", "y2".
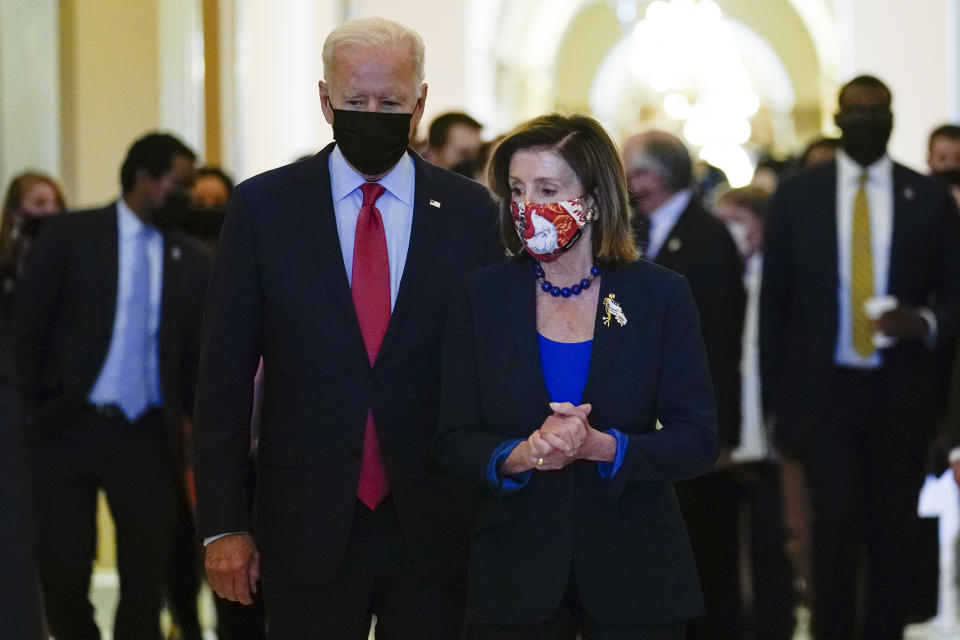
[{"x1": 352, "y1": 182, "x2": 390, "y2": 510}]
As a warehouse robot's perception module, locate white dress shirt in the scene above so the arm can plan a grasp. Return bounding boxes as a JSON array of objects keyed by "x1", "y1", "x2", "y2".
[
  {"x1": 834, "y1": 151, "x2": 936, "y2": 368},
  {"x1": 732, "y1": 253, "x2": 769, "y2": 463},
  {"x1": 645, "y1": 188, "x2": 692, "y2": 261},
  {"x1": 88, "y1": 198, "x2": 164, "y2": 408},
  {"x1": 834, "y1": 151, "x2": 894, "y2": 368}
]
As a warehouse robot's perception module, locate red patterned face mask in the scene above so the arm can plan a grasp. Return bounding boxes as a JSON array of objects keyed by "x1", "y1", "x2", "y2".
[{"x1": 510, "y1": 198, "x2": 593, "y2": 261}]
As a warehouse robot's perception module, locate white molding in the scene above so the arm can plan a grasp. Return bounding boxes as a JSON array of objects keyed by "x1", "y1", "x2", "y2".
[
  {"x1": 158, "y1": 0, "x2": 206, "y2": 156},
  {"x1": 0, "y1": 0, "x2": 60, "y2": 191}
]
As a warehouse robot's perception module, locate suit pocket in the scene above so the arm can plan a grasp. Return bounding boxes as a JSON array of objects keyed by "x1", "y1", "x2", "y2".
[
  {"x1": 472, "y1": 493, "x2": 525, "y2": 534},
  {"x1": 256, "y1": 439, "x2": 303, "y2": 468}
]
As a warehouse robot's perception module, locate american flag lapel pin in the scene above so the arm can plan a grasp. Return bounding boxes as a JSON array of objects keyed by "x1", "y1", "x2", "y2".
[
  {"x1": 171, "y1": 245, "x2": 182, "y2": 261},
  {"x1": 903, "y1": 186, "x2": 915, "y2": 201},
  {"x1": 429, "y1": 199, "x2": 441, "y2": 208}
]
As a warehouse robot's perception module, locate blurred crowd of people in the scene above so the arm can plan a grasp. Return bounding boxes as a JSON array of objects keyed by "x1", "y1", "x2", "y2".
[{"x1": 3, "y1": 50, "x2": 960, "y2": 640}]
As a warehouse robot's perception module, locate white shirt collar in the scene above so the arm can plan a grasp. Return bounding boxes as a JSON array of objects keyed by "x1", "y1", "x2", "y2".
[
  {"x1": 329, "y1": 145, "x2": 415, "y2": 206},
  {"x1": 649, "y1": 188, "x2": 692, "y2": 229},
  {"x1": 837, "y1": 149, "x2": 892, "y2": 185}
]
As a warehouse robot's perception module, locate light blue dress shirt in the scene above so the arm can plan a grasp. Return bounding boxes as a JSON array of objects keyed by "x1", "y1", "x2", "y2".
[
  {"x1": 329, "y1": 145, "x2": 415, "y2": 311},
  {"x1": 88, "y1": 198, "x2": 164, "y2": 412}
]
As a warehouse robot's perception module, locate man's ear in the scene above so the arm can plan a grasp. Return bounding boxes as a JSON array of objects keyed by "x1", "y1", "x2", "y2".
[
  {"x1": 319, "y1": 80, "x2": 335, "y2": 125},
  {"x1": 409, "y1": 83, "x2": 428, "y2": 133}
]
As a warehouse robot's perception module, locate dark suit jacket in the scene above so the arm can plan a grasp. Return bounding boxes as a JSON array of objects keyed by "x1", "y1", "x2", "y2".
[
  {"x1": 192, "y1": 145, "x2": 501, "y2": 587},
  {"x1": 434, "y1": 258, "x2": 720, "y2": 625},
  {"x1": 761, "y1": 161, "x2": 960, "y2": 459},
  {"x1": 652, "y1": 196, "x2": 745, "y2": 447},
  {"x1": 0, "y1": 314, "x2": 42, "y2": 639},
  {"x1": 12, "y1": 204, "x2": 209, "y2": 470}
]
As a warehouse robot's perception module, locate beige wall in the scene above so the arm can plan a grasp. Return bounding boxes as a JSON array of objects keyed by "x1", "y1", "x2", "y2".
[
  {"x1": 0, "y1": 1, "x2": 61, "y2": 199},
  {"x1": 60, "y1": 0, "x2": 161, "y2": 208},
  {"x1": 347, "y1": 0, "x2": 469, "y2": 137},
  {"x1": 840, "y1": 0, "x2": 951, "y2": 170}
]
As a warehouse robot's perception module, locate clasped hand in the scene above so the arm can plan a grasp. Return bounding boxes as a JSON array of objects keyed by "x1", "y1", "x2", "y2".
[
  {"x1": 501, "y1": 402, "x2": 611, "y2": 475},
  {"x1": 529, "y1": 402, "x2": 593, "y2": 470}
]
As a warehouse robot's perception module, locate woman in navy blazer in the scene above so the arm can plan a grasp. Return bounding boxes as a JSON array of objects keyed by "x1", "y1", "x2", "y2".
[{"x1": 434, "y1": 114, "x2": 721, "y2": 639}]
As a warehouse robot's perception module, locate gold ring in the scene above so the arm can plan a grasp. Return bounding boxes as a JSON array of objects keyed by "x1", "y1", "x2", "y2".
[{"x1": 537, "y1": 458, "x2": 544, "y2": 466}]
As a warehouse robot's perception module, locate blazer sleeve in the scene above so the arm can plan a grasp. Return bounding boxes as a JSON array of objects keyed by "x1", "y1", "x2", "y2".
[
  {"x1": 11, "y1": 221, "x2": 66, "y2": 419},
  {"x1": 607, "y1": 275, "x2": 721, "y2": 500},
  {"x1": 193, "y1": 185, "x2": 263, "y2": 539},
  {"x1": 434, "y1": 281, "x2": 520, "y2": 491}
]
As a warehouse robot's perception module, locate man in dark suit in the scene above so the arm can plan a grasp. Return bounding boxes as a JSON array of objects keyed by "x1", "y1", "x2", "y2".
[
  {"x1": 13, "y1": 132, "x2": 209, "y2": 638},
  {"x1": 762, "y1": 75, "x2": 960, "y2": 640},
  {"x1": 195, "y1": 17, "x2": 500, "y2": 639},
  {"x1": 0, "y1": 316, "x2": 42, "y2": 640},
  {"x1": 622, "y1": 130, "x2": 746, "y2": 640}
]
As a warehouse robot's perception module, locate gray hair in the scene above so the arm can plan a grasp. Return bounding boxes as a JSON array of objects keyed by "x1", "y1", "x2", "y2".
[
  {"x1": 322, "y1": 17, "x2": 426, "y2": 96},
  {"x1": 625, "y1": 131, "x2": 692, "y2": 192}
]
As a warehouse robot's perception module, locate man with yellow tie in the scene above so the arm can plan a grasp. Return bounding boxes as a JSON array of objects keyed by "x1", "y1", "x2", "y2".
[{"x1": 760, "y1": 75, "x2": 960, "y2": 640}]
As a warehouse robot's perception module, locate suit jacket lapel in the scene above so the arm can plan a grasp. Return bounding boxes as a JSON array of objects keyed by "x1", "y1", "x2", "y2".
[
  {"x1": 159, "y1": 232, "x2": 184, "y2": 357},
  {"x1": 377, "y1": 152, "x2": 450, "y2": 364},
  {"x1": 888, "y1": 164, "x2": 912, "y2": 295},
  {"x1": 296, "y1": 145, "x2": 368, "y2": 359},
  {"x1": 653, "y1": 200, "x2": 694, "y2": 270},
  {"x1": 502, "y1": 260, "x2": 553, "y2": 408},
  {"x1": 581, "y1": 265, "x2": 628, "y2": 403}
]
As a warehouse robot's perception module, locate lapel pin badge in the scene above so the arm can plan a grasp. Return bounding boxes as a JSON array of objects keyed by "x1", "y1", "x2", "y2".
[
  {"x1": 429, "y1": 199, "x2": 441, "y2": 208},
  {"x1": 667, "y1": 238, "x2": 682, "y2": 252},
  {"x1": 602, "y1": 293, "x2": 628, "y2": 327},
  {"x1": 903, "y1": 186, "x2": 915, "y2": 201},
  {"x1": 171, "y1": 246, "x2": 182, "y2": 261}
]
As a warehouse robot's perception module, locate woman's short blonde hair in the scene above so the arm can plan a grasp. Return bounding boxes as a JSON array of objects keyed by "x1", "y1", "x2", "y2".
[
  {"x1": 322, "y1": 17, "x2": 425, "y2": 96},
  {"x1": 488, "y1": 114, "x2": 639, "y2": 265}
]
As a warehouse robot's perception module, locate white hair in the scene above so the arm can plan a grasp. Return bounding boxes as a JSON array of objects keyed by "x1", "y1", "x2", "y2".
[{"x1": 322, "y1": 17, "x2": 425, "y2": 96}]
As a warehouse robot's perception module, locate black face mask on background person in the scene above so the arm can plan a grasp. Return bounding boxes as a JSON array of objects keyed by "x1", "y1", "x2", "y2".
[
  {"x1": 332, "y1": 109, "x2": 413, "y2": 176},
  {"x1": 149, "y1": 190, "x2": 192, "y2": 229},
  {"x1": 17, "y1": 215, "x2": 51, "y2": 239},
  {"x1": 837, "y1": 112, "x2": 893, "y2": 168},
  {"x1": 181, "y1": 206, "x2": 227, "y2": 240}
]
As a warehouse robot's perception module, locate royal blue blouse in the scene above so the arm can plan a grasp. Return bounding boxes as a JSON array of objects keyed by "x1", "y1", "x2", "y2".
[{"x1": 485, "y1": 334, "x2": 627, "y2": 491}]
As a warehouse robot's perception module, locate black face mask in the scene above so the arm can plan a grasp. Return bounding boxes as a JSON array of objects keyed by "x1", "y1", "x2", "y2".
[
  {"x1": 332, "y1": 109, "x2": 412, "y2": 176},
  {"x1": 18, "y1": 215, "x2": 50, "y2": 239},
  {"x1": 837, "y1": 113, "x2": 892, "y2": 167},
  {"x1": 181, "y1": 206, "x2": 227, "y2": 240},
  {"x1": 149, "y1": 190, "x2": 192, "y2": 229}
]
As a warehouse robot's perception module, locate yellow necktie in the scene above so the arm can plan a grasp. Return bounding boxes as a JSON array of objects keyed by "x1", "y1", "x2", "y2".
[{"x1": 851, "y1": 173, "x2": 874, "y2": 357}]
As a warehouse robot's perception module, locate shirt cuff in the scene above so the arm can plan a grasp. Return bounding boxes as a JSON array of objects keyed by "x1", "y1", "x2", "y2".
[
  {"x1": 597, "y1": 429, "x2": 629, "y2": 479},
  {"x1": 486, "y1": 438, "x2": 531, "y2": 492},
  {"x1": 949, "y1": 447, "x2": 960, "y2": 465},
  {"x1": 918, "y1": 307, "x2": 938, "y2": 349},
  {"x1": 203, "y1": 532, "x2": 245, "y2": 546}
]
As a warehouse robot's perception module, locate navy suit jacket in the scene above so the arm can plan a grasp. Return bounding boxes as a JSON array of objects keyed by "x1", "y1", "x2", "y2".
[
  {"x1": 193, "y1": 144, "x2": 501, "y2": 586},
  {"x1": 434, "y1": 257, "x2": 720, "y2": 625},
  {"x1": 651, "y1": 196, "x2": 745, "y2": 447},
  {"x1": 760, "y1": 160, "x2": 960, "y2": 459}
]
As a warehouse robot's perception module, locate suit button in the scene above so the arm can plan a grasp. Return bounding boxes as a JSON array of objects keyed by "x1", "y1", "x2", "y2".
[{"x1": 368, "y1": 378, "x2": 378, "y2": 390}]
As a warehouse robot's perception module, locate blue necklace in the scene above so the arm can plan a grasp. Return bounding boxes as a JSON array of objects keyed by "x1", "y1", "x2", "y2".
[{"x1": 534, "y1": 261, "x2": 600, "y2": 298}]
